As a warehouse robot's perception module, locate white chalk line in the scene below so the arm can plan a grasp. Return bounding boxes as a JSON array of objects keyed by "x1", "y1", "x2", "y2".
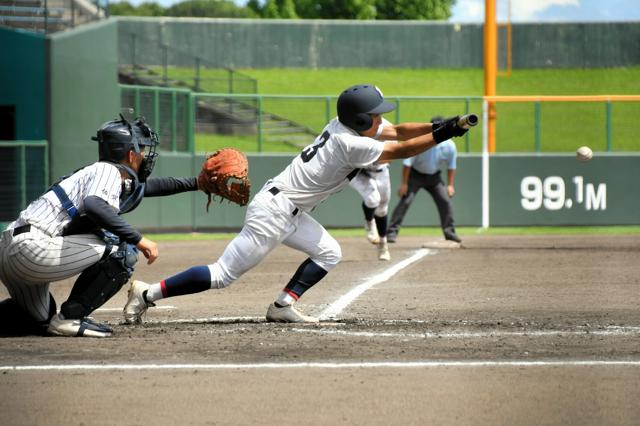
[
  {"x1": 96, "y1": 306, "x2": 176, "y2": 313},
  {"x1": 2, "y1": 360, "x2": 640, "y2": 371},
  {"x1": 290, "y1": 327, "x2": 640, "y2": 339},
  {"x1": 319, "y1": 248, "x2": 434, "y2": 320}
]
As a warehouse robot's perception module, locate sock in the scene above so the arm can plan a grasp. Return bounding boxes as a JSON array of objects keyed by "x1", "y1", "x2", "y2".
[
  {"x1": 374, "y1": 214, "x2": 388, "y2": 237},
  {"x1": 275, "y1": 292, "x2": 297, "y2": 307},
  {"x1": 146, "y1": 266, "x2": 212, "y2": 302},
  {"x1": 282, "y1": 258, "x2": 328, "y2": 300},
  {"x1": 362, "y1": 202, "x2": 376, "y2": 221},
  {"x1": 145, "y1": 284, "x2": 163, "y2": 303}
]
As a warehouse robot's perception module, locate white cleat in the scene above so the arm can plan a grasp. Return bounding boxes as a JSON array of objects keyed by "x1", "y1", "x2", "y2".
[
  {"x1": 378, "y1": 241, "x2": 391, "y2": 261},
  {"x1": 266, "y1": 303, "x2": 319, "y2": 323},
  {"x1": 47, "y1": 313, "x2": 112, "y2": 338},
  {"x1": 123, "y1": 280, "x2": 155, "y2": 325},
  {"x1": 365, "y1": 220, "x2": 380, "y2": 244}
]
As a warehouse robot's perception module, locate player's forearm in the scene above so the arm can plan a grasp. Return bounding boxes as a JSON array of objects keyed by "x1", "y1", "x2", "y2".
[
  {"x1": 145, "y1": 177, "x2": 198, "y2": 197},
  {"x1": 377, "y1": 133, "x2": 437, "y2": 162},
  {"x1": 378, "y1": 123, "x2": 434, "y2": 141},
  {"x1": 402, "y1": 166, "x2": 411, "y2": 185},
  {"x1": 448, "y1": 169, "x2": 456, "y2": 186}
]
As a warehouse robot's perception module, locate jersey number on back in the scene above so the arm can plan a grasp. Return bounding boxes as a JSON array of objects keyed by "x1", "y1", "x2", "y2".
[{"x1": 301, "y1": 131, "x2": 330, "y2": 163}]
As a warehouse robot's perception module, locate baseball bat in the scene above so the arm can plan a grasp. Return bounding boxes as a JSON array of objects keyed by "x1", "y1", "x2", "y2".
[{"x1": 457, "y1": 113, "x2": 479, "y2": 129}]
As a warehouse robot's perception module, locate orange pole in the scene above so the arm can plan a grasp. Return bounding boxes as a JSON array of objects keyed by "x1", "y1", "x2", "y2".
[{"x1": 484, "y1": 0, "x2": 497, "y2": 152}]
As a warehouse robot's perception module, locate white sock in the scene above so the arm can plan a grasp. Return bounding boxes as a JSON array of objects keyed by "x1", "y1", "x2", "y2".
[
  {"x1": 275, "y1": 291, "x2": 296, "y2": 307},
  {"x1": 145, "y1": 283, "x2": 163, "y2": 303}
]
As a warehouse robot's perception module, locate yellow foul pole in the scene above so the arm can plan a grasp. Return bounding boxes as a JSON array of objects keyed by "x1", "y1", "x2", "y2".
[{"x1": 484, "y1": 0, "x2": 497, "y2": 152}]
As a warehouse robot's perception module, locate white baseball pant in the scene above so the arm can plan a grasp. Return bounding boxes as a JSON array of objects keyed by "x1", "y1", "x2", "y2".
[
  {"x1": 207, "y1": 186, "x2": 342, "y2": 288},
  {"x1": 349, "y1": 168, "x2": 391, "y2": 217}
]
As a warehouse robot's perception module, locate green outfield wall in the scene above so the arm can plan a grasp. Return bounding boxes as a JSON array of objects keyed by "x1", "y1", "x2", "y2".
[
  {"x1": 2, "y1": 151, "x2": 637, "y2": 230},
  {"x1": 117, "y1": 18, "x2": 640, "y2": 69},
  {"x1": 48, "y1": 20, "x2": 120, "y2": 180},
  {"x1": 120, "y1": 152, "x2": 639, "y2": 232},
  {"x1": 0, "y1": 28, "x2": 47, "y2": 140}
]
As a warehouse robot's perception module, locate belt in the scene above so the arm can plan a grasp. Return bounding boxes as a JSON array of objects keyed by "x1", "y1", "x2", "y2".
[
  {"x1": 412, "y1": 168, "x2": 441, "y2": 177},
  {"x1": 268, "y1": 187, "x2": 299, "y2": 216},
  {"x1": 12, "y1": 224, "x2": 31, "y2": 236}
]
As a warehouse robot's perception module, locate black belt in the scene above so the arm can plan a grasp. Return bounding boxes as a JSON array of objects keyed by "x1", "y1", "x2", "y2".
[
  {"x1": 412, "y1": 168, "x2": 441, "y2": 177},
  {"x1": 12, "y1": 224, "x2": 31, "y2": 236},
  {"x1": 268, "y1": 187, "x2": 299, "y2": 216}
]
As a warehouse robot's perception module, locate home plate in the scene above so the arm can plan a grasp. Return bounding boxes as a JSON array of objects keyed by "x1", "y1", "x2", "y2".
[{"x1": 421, "y1": 239, "x2": 462, "y2": 249}]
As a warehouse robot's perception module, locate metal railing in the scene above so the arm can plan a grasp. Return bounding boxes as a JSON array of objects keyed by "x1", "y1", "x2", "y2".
[
  {"x1": 120, "y1": 32, "x2": 258, "y2": 94},
  {"x1": 0, "y1": 0, "x2": 107, "y2": 34},
  {"x1": 0, "y1": 140, "x2": 49, "y2": 223},
  {"x1": 120, "y1": 85, "x2": 640, "y2": 153}
]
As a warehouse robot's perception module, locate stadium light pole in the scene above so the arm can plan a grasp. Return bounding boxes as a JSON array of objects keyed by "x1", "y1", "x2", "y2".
[{"x1": 484, "y1": 0, "x2": 497, "y2": 153}]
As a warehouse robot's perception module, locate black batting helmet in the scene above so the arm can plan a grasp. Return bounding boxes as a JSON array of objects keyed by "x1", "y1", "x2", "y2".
[
  {"x1": 337, "y1": 84, "x2": 395, "y2": 132},
  {"x1": 92, "y1": 114, "x2": 159, "y2": 181}
]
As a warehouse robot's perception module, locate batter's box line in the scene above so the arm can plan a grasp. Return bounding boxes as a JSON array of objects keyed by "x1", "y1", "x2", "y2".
[{"x1": 288, "y1": 327, "x2": 640, "y2": 339}]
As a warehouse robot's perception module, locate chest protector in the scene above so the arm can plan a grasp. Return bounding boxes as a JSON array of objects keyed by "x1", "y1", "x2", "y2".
[{"x1": 114, "y1": 163, "x2": 146, "y2": 214}]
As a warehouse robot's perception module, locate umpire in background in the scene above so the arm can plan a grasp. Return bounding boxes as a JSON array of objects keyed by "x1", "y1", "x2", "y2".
[{"x1": 387, "y1": 117, "x2": 461, "y2": 243}]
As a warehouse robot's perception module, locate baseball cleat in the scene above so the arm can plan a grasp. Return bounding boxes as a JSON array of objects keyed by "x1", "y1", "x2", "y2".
[
  {"x1": 365, "y1": 220, "x2": 380, "y2": 244},
  {"x1": 266, "y1": 303, "x2": 319, "y2": 323},
  {"x1": 123, "y1": 280, "x2": 155, "y2": 324},
  {"x1": 378, "y1": 241, "x2": 391, "y2": 261},
  {"x1": 47, "y1": 313, "x2": 112, "y2": 338}
]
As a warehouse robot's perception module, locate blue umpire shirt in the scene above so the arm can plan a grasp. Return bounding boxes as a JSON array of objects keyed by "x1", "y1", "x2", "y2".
[{"x1": 402, "y1": 139, "x2": 457, "y2": 174}]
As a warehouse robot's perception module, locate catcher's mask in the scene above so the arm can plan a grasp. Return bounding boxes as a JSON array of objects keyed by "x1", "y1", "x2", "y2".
[
  {"x1": 92, "y1": 114, "x2": 159, "y2": 182},
  {"x1": 337, "y1": 84, "x2": 395, "y2": 133}
]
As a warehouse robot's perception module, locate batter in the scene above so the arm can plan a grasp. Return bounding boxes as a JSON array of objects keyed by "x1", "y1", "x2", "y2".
[{"x1": 124, "y1": 84, "x2": 472, "y2": 324}]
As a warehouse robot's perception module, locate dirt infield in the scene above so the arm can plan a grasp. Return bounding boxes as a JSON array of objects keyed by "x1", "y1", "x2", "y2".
[{"x1": 1, "y1": 234, "x2": 639, "y2": 425}]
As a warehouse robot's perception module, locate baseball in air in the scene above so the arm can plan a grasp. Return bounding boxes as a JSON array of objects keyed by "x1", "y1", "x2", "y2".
[{"x1": 576, "y1": 146, "x2": 593, "y2": 162}]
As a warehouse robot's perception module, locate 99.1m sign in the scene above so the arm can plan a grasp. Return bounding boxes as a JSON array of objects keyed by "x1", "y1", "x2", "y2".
[{"x1": 520, "y1": 176, "x2": 607, "y2": 211}]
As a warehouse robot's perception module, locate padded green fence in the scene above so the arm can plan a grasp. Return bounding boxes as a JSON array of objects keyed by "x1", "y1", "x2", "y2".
[
  {"x1": 117, "y1": 19, "x2": 640, "y2": 69},
  {"x1": 0, "y1": 141, "x2": 49, "y2": 225}
]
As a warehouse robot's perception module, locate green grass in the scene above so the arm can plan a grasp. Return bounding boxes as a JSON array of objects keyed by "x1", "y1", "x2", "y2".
[
  {"x1": 146, "y1": 226, "x2": 640, "y2": 241},
  {"x1": 196, "y1": 132, "x2": 298, "y2": 153},
  {"x1": 158, "y1": 67, "x2": 640, "y2": 153}
]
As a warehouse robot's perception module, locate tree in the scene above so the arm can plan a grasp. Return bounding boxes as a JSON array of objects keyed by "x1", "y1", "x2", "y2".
[
  {"x1": 166, "y1": 0, "x2": 256, "y2": 18},
  {"x1": 295, "y1": 0, "x2": 377, "y2": 20},
  {"x1": 260, "y1": 0, "x2": 299, "y2": 19},
  {"x1": 375, "y1": 0, "x2": 454, "y2": 20}
]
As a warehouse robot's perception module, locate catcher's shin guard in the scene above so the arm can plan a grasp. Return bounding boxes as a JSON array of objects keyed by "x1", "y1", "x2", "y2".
[{"x1": 61, "y1": 242, "x2": 138, "y2": 319}]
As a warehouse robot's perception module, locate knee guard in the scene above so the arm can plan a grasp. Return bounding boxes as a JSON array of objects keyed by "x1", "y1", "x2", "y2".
[{"x1": 61, "y1": 242, "x2": 138, "y2": 319}]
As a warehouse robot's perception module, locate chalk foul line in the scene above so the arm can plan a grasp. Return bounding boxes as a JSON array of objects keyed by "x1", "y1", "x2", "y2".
[
  {"x1": 2, "y1": 360, "x2": 640, "y2": 371},
  {"x1": 319, "y1": 248, "x2": 434, "y2": 321}
]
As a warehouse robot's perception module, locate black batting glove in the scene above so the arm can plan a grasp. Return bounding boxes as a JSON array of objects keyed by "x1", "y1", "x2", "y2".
[
  {"x1": 432, "y1": 115, "x2": 469, "y2": 143},
  {"x1": 431, "y1": 117, "x2": 445, "y2": 131}
]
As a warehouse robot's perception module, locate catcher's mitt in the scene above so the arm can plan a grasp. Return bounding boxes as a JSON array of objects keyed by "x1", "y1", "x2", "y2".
[{"x1": 197, "y1": 148, "x2": 251, "y2": 211}]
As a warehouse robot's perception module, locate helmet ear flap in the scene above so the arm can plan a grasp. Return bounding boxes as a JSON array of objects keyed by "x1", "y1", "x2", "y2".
[{"x1": 353, "y1": 113, "x2": 373, "y2": 132}]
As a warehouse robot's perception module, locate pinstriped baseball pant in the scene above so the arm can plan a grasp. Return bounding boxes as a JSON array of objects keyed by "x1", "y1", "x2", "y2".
[{"x1": 0, "y1": 227, "x2": 108, "y2": 322}]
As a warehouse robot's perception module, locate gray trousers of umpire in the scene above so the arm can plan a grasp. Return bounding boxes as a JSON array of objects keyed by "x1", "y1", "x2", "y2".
[{"x1": 388, "y1": 168, "x2": 456, "y2": 239}]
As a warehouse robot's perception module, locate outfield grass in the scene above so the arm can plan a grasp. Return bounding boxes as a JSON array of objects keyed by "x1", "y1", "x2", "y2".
[
  {"x1": 146, "y1": 226, "x2": 640, "y2": 241},
  {"x1": 160, "y1": 67, "x2": 640, "y2": 153}
]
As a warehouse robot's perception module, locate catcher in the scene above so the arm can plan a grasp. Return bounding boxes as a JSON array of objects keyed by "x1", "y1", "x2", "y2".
[{"x1": 0, "y1": 115, "x2": 249, "y2": 337}]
